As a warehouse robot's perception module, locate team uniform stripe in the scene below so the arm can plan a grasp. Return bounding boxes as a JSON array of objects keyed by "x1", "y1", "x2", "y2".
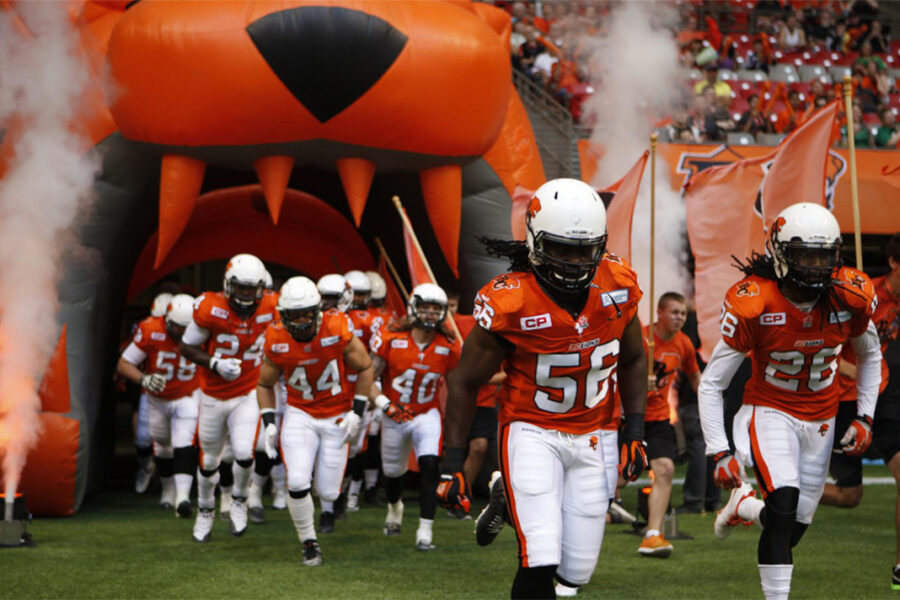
[
  {"x1": 499, "y1": 424, "x2": 529, "y2": 567},
  {"x1": 749, "y1": 407, "x2": 775, "y2": 498}
]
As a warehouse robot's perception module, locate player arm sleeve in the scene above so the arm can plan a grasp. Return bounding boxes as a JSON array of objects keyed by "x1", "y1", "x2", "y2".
[
  {"x1": 120, "y1": 342, "x2": 147, "y2": 365},
  {"x1": 181, "y1": 319, "x2": 210, "y2": 346},
  {"x1": 849, "y1": 319, "x2": 882, "y2": 419},
  {"x1": 697, "y1": 339, "x2": 747, "y2": 455}
]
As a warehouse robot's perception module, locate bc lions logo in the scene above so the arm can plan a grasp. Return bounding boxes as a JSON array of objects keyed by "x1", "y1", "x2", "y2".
[
  {"x1": 849, "y1": 274, "x2": 867, "y2": 290},
  {"x1": 527, "y1": 196, "x2": 541, "y2": 220},
  {"x1": 589, "y1": 436, "x2": 598, "y2": 451},
  {"x1": 736, "y1": 281, "x2": 760, "y2": 297},
  {"x1": 492, "y1": 274, "x2": 520, "y2": 290},
  {"x1": 818, "y1": 423, "x2": 829, "y2": 437},
  {"x1": 771, "y1": 217, "x2": 786, "y2": 234}
]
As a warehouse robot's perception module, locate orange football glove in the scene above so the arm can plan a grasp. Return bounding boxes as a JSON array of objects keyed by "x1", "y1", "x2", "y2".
[
  {"x1": 374, "y1": 395, "x2": 415, "y2": 424},
  {"x1": 619, "y1": 439, "x2": 648, "y2": 482},
  {"x1": 711, "y1": 450, "x2": 743, "y2": 489},
  {"x1": 839, "y1": 415, "x2": 873, "y2": 457}
]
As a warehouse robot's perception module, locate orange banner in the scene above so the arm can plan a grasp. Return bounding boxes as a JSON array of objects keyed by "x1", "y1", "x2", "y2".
[{"x1": 580, "y1": 140, "x2": 900, "y2": 235}]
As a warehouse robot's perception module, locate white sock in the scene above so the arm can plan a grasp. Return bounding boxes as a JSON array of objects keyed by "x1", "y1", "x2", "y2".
[
  {"x1": 251, "y1": 471, "x2": 268, "y2": 489},
  {"x1": 387, "y1": 500, "x2": 404, "y2": 524},
  {"x1": 321, "y1": 500, "x2": 334, "y2": 513},
  {"x1": 174, "y1": 474, "x2": 193, "y2": 505},
  {"x1": 196, "y1": 469, "x2": 219, "y2": 510},
  {"x1": 739, "y1": 496, "x2": 765, "y2": 524},
  {"x1": 248, "y1": 480, "x2": 264, "y2": 508},
  {"x1": 220, "y1": 486, "x2": 233, "y2": 504},
  {"x1": 349, "y1": 479, "x2": 363, "y2": 495},
  {"x1": 288, "y1": 493, "x2": 316, "y2": 542},
  {"x1": 417, "y1": 518, "x2": 433, "y2": 541},
  {"x1": 364, "y1": 469, "x2": 379, "y2": 488},
  {"x1": 232, "y1": 462, "x2": 252, "y2": 497},
  {"x1": 645, "y1": 529, "x2": 660, "y2": 538},
  {"x1": 758, "y1": 564, "x2": 793, "y2": 600}
]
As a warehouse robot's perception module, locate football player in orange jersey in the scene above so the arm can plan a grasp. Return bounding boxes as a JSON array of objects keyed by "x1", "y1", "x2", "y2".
[
  {"x1": 179, "y1": 253, "x2": 279, "y2": 542},
  {"x1": 118, "y1": 294, "x2": 199, "y2": 517},
  {"x1": 820, "y1": 232, "x2": 900, "y2": 589},
  {"x1": 370, "y1": 283, "x2": 461, "y2": 551},
  {"x1": 638, "y1": 292, "x2": 701, "y2": 558},
  {"x1": 317, "y1": 273, "x2": 353, "y2": 313},
  {"x1": 257, "y1": 277, "x2": 374, "y2": 566},
  {"x1": 698, "y1": 203, "x2": 882, "y2": 600},
  {"x1": 439, "y1": 178, "x2": 649, "y2": 599}
]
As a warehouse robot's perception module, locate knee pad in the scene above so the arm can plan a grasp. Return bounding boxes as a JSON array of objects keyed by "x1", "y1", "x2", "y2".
[
  {"x1": 417, "y1": 455, "x2": 439, "y2": 478},
  {"x1": 199, "y1": 466, "x2": 218, "y2": 478},
  {"x1": 173, "y1": 446, "x2": 197, "y2": 474},
  {"x1": 759, "y1": 486, "x2": 799, "y2": 565},
  {"x1": 155, "y1": 456, "x2": 175, "y2": 478},
  {"x1": 235, "y1": 457, "x2": 253, "y2": 469},
  {"x1": 555, "y1": 573, "x2": 580, "y2": 590},
  {"x1": 289, "y1": 488, "x2": 311, "y2": 499},
  {"x1": 218, "y1": 461, "x2": 234, "y2": 487},
  {"x1": 253, "y1": 452, "x2": 272, "y2": 476},
  {"x1": 765, "y1": 486, "x2": 800, "y2": 517},
  {"x1": 512, "y1": 565, "x2": 557, "y2": 600}
]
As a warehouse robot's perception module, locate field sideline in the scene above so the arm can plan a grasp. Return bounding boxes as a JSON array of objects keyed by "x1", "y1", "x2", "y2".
[{"x1": 5, "y1": 465, "x2": 898, "y2": 599}]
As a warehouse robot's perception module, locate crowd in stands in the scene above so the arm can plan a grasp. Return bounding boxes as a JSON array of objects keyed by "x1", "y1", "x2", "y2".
[{"x1": 497, "y1": 0, "x2": 900, "y2": 148}]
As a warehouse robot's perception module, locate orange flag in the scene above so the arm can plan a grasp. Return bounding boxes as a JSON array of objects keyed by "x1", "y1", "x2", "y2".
[
  {"x1": 684, "y1": 101, "x2": 840, "y2": 359},
  {"x1": 604, "y1": 151, "x2": 649, "y2": 263},
  {"x1": 402, "y1": 214, "x2": 434, "y2": 287},
  {"x1": 376, "y1": 255, "x2": 406, "y2": 318}
]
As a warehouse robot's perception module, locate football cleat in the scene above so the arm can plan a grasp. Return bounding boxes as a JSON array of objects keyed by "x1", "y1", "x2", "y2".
[
  {"x1": 176, "y1": 500, "x2": 192, "y2": 519},
  {"x1": 272, "y1": 486, "x2": 287, "y2": 510},
  {"x1": 892, "y1": 565, "x2": 900, "y2": 591},
  {"x1": 608, "y1": 498, "x2": 638, "y2": 525},
  {"x1": 638, "y1": 534, "x2": 673, "y2": 558},
  {"x1": 475, "y1": 471, "x2": 507, "y2": 547},
  {"x1": 229, "y1": 497, "x2": 249, "y2": 537},
  {"x1": 446, "y1": 508, "x2": 472, "y2": 520},
  {"x1": 319, "y1": 511, "x2": 335, "y2": 534},
  {"x1": 346, "y1": 493, "x2": 360, "y2": 512},
  {"x1": 192, "y1": 508, "x2": 215, "y2": 543},
  {"x1": 384, "y1": 500, "x2": 403, "y2": 536},
  {"x1": 134, "y1": 464, "x2": 155, "y2": 494},
  {"x1": 715, "y1": 481, "x2": 756, "y2": 540},
  {"x1": 248, "y1": 506, "x2": 265, "y2": 525},
  {"x1": 416, "y1": 533, "x2": 436, "y2": 551},
  {"x1": 302, "y1": 539, "x2": 323, "y2": 567},
  {"x1": 384, "y1": 523, "x2": 402, "y2": 536},
  {"x1": 555, "y1": 583, "x2": 579, "y2": 597}
]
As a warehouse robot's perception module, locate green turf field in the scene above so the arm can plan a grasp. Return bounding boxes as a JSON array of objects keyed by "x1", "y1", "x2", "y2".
[{"x1": 5, "y1": 465, "x2": 898, "y2": 599}]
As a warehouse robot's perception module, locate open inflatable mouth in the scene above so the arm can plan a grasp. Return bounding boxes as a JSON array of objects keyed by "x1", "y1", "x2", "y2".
[{"x1": 5, "y1": 0, "x2": 547, "y2": 515}]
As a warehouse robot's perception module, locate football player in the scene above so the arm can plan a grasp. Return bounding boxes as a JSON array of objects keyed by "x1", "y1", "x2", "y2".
[
  {"x1": 638, "y1": 292, "x2": 701, "y2": 558},
  {"x1": 257, "y1": 277, "x2": 374, "y2": 565},
  {"x1": 317, "y1": 273, "x2": 352, "y2": 313},
  {"x1": 438, "y1": 178, "x2": 649, "y2": 599},
  {"x1": 370, "y1": 283, "x2": 460, "y2": 551},
  {"x1": 118, "y1": 294, "x2": 199, "y2": 516},
  {"x1": 179, "y1": 253, "x2": 279, "y2": 542},
  {"x1": 820, "y1": 231, "x2": 900, "y2": 588},
  {"x1": 698, "y1": 203, "x2": 881, "y2": 600},
  {"x1": 366, "y1": 270, "x2": 395, "y2": 325},
  {"x1": 132, "y1": 292, "x2": 173, "y2": 494}
]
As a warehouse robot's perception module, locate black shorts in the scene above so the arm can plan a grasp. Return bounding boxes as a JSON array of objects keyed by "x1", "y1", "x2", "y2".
[
  {"x1": 645, "y1": 420, "x2": 677, "y2": 461},
  {"x1": 467, "y1": 406, "x2": 498, "y2": 441},
  {"x1": 830, "y1": 401, "x2": 863, "y2": 487}
]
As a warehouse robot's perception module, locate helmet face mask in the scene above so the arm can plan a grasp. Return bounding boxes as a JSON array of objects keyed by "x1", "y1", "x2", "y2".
[
  {"x1": 278, "y1": 277, "x2": 322, "y2": 341},
  {"x1": 344, "y1": 270, "x2": 372, "y2": 310},
  {"x1": 316, "y1": 274, "x2": 352, "y2": 312},
  {"x1": 768, "y1": 203, "x2": 842, "y2": 291},
  {"x1": 280, "y1": 306, "x2": 321, "y2": 342},
  {"x1": 223, "y1": 254, "x2": 266, "y2": 316},
  {"x1": 530, "y1": 233, "x2": 606, "y2": 295},
  {"x1": 407, "y1": 283, "x2": 448, "y2": 330},
  {"x1": 164, "y1": 294, "x2": 194, "y2": 341}
]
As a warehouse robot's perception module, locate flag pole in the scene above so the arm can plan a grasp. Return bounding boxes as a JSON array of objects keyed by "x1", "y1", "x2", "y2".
[
  {"x1": 842, "y1": 75, "x2": 863, "y2": 270},
  {"x1": 374, "y1": 237, "x2": 409, "y2": 302},
  {"x1": 648, "y1": 132, "x2": 658, "y2": 381},
  {"x1": 391, "y1": 196, "x2": 462, "y2": 341}
]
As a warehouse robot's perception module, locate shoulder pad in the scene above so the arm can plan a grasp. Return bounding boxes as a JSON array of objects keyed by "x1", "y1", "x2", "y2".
[
  {"x1": 832, "y1": 267, "x2": 876, "y2": 310},
  {"x1": 600, "y1": 255, "x2": 639, "y2": 289},
  {"x1": 478, "y1": 273, "x2": 527, "y2": 314},
  {"x1": 723, "y1": 276, "x2": 770, "y2": 319}
]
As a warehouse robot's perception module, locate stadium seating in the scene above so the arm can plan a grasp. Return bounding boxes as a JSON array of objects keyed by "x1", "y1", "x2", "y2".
[{"x1": 769, "y1": 64, "x2": 800, "y2": 83}]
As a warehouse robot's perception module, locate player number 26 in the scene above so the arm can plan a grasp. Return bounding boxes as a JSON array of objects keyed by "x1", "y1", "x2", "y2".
[
  {"x1": 533, "y1": 340, "x2": 619, "y2": 414},
  {"x1": 765, "y1": 346, "x2": 841, "y2": 392}
]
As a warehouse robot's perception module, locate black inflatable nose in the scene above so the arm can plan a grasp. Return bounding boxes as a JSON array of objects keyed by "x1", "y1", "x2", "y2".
[{"x1": 247, "y1": 6, "x2": 408, "y2": 123}]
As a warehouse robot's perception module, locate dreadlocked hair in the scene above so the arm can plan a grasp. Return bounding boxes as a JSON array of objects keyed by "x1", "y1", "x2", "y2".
[
  {"x1": 732, "y1": 252, "x2": 866, "y2": 333},
  {"x1": 479, "y1": 237, "x2": 531, "y2": 273},
  {"x1": 387, "y1": 315, "x2": 456, "y2": 345}
]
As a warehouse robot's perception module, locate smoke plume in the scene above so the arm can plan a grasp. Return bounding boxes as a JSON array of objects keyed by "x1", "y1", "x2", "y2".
[
  {"x1": 581, "y1": 1, "x2": 692, "y2": 322},
  {"x1": 0, "y1": 5, "x2": 100, "y2": 503}
]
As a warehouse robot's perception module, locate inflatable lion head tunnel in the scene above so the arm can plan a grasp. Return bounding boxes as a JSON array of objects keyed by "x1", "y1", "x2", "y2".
[{"x1": 0, "y1": 0, "x2": 547, "y2": 515}]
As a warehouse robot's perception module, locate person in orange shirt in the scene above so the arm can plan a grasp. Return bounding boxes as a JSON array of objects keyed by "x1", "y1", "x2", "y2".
[
  {"x1": 118, "y1": 294, "x2": 199, "y2": 517},
  {"x1": 638, "y1": 292, "x2": 701, "y2": 558},
  {"x1": 438, "y1": 179, "x2": 648, "y2": 599},
  {"x1": 699, "y1": 203, "x2": 881, "y2": 600},
  {"x1": 371, "y1": 283, "x2": 460, "y2": 551},
  {"x1": 257, "y1": 276, "x2": 374, "y2": 566}
]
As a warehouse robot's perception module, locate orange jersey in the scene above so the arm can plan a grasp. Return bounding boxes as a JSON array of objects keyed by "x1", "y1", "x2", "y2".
[
  {"x1": 263, "y1": 312, "x2": 355, "y2": 418},
  {"x1": 643, "y1": 327, "x2": 699, "y2": 422},
  {"x1": 370, "y1": 327, "x2": 460, "y2": 416},
  {"x1": 473, "y1": 257, "x2": 642, "y2": 435},
  {"x1": 348, "y1": 309, "x2": 379, "y2": 349},
  {"x1": 131, "y1": 316, "x2": 199, "y2": 400},
  {"x1": 837, "y1": 274, "x2": 900, "y2": 401},
  {"x1": 192, "y1": 290, "x2": 279, "y2": 399},
  {"x1": 720, "y1": 268, "x2": 876, "y2": 421}
]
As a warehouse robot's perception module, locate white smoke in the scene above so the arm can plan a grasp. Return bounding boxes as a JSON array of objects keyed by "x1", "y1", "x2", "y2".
[
  {"x1": 0, "y1": 5, "x2": 100, "y2": 504},
  {"x1": 581, "y1": 1, "x2": 692, "y2": 322}
]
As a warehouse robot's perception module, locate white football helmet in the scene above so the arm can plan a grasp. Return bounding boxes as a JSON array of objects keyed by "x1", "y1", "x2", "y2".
[
  {"x1": 150, "y1": 293, "x2": 173, "y2": 318},
  {"x1": 164, "y1": 294, "x2": 195, "y2": 340},
  {"x1": 408, "y1": 283, "x2": 448, "y2": 330},
  {"x1": 366, "y1": 271, "x2": 387, "y2": 303},
  {"x1": 264, "y1": 270, "x2": 274, "y2": 290},
  {"x1": 525, "y1": 178, "x2": 607, "y2": 294},
  {"x1": 223, "y1": 253, "x2": 266, "y2": 315},
  {"x1": 768, "y1": 202, "x2": 842, "y2": 289},
  {"x1": 317, "y1": 273, "x2": 353, "y2": 312},
  {"x1": 278, "y1": 277, "x2": 322, "y2": 342},
  {"x1": 344, "y1": 270, "x2": 372, "y2": 310}
]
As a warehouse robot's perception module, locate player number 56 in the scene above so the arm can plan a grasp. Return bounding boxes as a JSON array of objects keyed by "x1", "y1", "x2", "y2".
[{"x1": 533, "y1": 340, "x2": 619, "y2": 414}]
